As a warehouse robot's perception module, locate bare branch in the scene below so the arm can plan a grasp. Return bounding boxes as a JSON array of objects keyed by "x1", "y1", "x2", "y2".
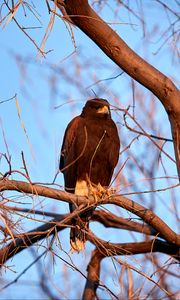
[
  {"x1": 82, "y1": 238, "x2": 179, "y2": 299},
  {"x1": 87, "y1": 234, "x2": 180, "y2": 261},
  {"x1": 0, "y1": 178, "x2": 179, "y2": 246},
  {"x1": 92, "y1": 210, "x2": 159, "y2": 236}
]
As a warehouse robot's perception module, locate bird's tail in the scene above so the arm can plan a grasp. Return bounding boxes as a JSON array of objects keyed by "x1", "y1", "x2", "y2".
[{"x1": 70, "y1": 217, "x2": 89, "y2": 252}]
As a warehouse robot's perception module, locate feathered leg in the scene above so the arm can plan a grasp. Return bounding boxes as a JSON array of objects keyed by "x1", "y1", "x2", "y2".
[
  {"x1": 69, "y1": 179, "x2": 109, "y2": 252},
  {"x1": 69, "y1": 203, "x2": 93, "y2": 252}
]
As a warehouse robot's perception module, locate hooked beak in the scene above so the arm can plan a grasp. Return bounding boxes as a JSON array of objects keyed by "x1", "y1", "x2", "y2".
[{"x1": 97, "y1": 105, "x2": 109, "y2": 114}]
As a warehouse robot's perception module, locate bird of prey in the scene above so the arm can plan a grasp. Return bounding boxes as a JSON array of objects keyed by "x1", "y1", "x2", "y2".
[{"x1": 60, "y1": 98, "x2": 120, "y2": 252}]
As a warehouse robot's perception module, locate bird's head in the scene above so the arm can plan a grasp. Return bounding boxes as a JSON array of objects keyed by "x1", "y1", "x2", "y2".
[{"x1": 81, "y1": 98, "x2": 111, "y2": 119}]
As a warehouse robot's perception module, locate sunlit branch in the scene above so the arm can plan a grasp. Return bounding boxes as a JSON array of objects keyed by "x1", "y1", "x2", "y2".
[{"x1": 0, "y1": 178, "x2": 180, "y2": 247}]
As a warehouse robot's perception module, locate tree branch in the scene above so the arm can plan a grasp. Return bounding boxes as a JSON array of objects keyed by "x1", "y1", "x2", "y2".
[
  {"x1": 82, "y1": 249, "x2": 103, "y2": 300},
  {"x1": 0, "y1": 215, "x2": 65, "y2": 266},
  {"x1": 0, "y1": 179, "x2": 179, "y2": 247},
  {"x1": 1, "y1": 178, "x2": 180, "y2": 246},
  {"x1": 0, "y1": 178, "x2": 179, "y2": 268},
  {"x1": 5, "y1": 205, "x2": 161, "y2": 237},
  {"x1": 0, "y1": 214, "x2": 178, "y2": 268},
  {"x1": 82, "y1": 235, "x2": 180, "y2": 300},
  {"x1": 92, "y1": 210, "x2": 160, "y2": 236},
  {"x1": 87, "y1": 233, "x2": 180, "y2": 260}
]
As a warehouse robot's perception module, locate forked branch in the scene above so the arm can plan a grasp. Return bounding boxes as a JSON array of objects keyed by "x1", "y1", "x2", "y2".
[
  {"x1": 0, "y1": 178, "x2": 179, "y2": 267},
  {"x1": 0, "y1": 179, "x2": 179, "y2": 246}
]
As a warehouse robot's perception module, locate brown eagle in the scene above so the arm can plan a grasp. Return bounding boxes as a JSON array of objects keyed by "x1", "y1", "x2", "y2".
[{"x1": 60, "y1": 98, "x2": 120, "y2": 252}]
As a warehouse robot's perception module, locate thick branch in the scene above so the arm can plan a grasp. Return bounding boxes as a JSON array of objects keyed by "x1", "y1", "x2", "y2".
[
  {"x1": 82, "y1": 238, "x2": 180, "y2": 299},
  {"x1": 0, "y1": 203, "x2": 179, "y2": 266},
  {"x1": 88, "y1": 234, "x2": 180, "y2": 260},
  {"x1": 1, "y1": 179, "x2": 180, "y2": 246},
  {"x1": 92, "y1": 210, "x2": 160, "y2": 236},
  {"x1": 82, "y1": 249, "x2": 102, "y2": 300},
  {"x1": 1, "y1": 179, "x2": 179, "y2": 246},
  {"x1": 0, "y1": 220, "x2": 178, "y2": 268},
  {"x1": 60, "y1": 0, "x2": 180, "y2": 177}
]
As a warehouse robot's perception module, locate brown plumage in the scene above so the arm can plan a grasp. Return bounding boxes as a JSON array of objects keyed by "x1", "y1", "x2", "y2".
[{"x1": 60, "y1": 98, "x2": 120, "y2": 252}]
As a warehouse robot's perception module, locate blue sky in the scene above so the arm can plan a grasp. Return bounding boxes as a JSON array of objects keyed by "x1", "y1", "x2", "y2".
[{"x1": 0, "y1": 1, "x2": 179, "y2": 298}]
